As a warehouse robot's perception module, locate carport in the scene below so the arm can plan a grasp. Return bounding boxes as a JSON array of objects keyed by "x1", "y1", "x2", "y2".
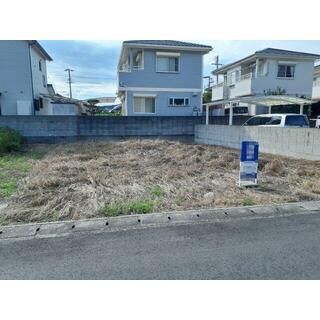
[{"x1": 205, "y1": 95, "x2": 313, "y2": 125}]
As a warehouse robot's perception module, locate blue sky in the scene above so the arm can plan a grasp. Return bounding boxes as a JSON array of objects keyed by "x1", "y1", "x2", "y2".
[{"x1": 40, "y1": 40, "x2": 320, "y2": 100}]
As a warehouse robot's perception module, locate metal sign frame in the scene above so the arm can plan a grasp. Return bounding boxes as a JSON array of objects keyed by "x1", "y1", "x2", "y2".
[{"x1": 239, "y1": 141, "x2": 259, "y2": 187}]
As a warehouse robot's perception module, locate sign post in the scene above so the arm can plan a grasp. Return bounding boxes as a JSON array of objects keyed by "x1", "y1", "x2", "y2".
[{"x1": 239, "y1": 141, "x2": 259, "y2": 187}]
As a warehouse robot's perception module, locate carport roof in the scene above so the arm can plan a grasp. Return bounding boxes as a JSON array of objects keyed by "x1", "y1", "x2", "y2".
[{"x1": 205, "y1": 95, "x2": 314, "y2": 107}]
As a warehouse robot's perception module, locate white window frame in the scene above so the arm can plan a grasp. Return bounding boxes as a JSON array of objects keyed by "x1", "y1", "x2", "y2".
[
  {"x1": 277, "y1": 63, "x2": 296, "y2": 79},
  {"x1": 156, "y1": 52, "x2": 180, "y2": 73},
  {"x1": 168, "y1": 97, "x2": 190, "y2": 107},
  {"x1": 133, "y1": 95, "x2": 156, "y2": 114},
  {"x1": 132, "y1": 49, "x2": 144, "y2": 70}
]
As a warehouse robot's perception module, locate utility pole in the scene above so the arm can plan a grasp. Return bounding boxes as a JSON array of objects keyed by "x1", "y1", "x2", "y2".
[
  {"x1": 64, "y1": 68, "x2": 74, "y2": 98},
  {"x1": 212, "y1": 56, "x2": 223, "y2": 85}
]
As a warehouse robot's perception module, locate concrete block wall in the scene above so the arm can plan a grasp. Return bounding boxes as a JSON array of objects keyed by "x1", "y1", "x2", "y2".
[
  {"x1": 0, "y1": 116, "x2": 78, "y2": 137},
  {"x1": 0, "y1": 115, "x2": 250, "y2": 142},
  {"x1": 195, "y1": 125, "x2": 320, "y2": 160}
]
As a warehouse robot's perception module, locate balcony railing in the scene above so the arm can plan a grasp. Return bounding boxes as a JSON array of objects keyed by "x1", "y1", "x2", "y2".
[
  {"x1": 239, "y1": 72, "x2": 253, "y2": 81},
  {"x1": 118, "y1": 65, "x2": 144, "y2": 72},
  {"x1": 118, "y1": 64, "x2": 131, "y2": 72}
]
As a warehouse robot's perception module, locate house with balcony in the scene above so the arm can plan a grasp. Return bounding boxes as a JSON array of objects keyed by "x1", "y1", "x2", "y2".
[
  {"x1": 312, "y1": 65, "x2": 320, "y2": 100},
  {"x1": 117, "y1": 40, "x2": 212, "y2": 116},
  {"x1": 210, "y1": 48, "x2": 320, "y2": 116}
]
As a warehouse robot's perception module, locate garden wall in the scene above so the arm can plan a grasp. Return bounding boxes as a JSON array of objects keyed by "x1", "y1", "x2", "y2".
[
  {"x1": 195, "y1": 124, "x2": 320, "y2": 160},
  {"x1": 0, "y1": 115, "x2": 250, "y2": 142}
]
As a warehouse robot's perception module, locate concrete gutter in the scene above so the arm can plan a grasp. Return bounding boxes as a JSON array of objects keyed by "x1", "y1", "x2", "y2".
[{"x1": 1, "y1": 200, "x2": 320, "y2": 241}]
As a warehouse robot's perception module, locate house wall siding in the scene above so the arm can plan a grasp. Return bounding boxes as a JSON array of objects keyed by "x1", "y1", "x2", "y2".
[
  {"x1": 30, "y1": 46, "x2": 49, "y2": 99},
  {"x1": 252, "y1": 59, "x2": 315, "y2": 97},
  {"x1": 0, "y1": 41, "x2": 34, "y2": 115},
  {"x1": 119, "y1": 49, "x2": 203, "y2": 89},
  {"x1": 118, "y1": 48, "x2": 205, "y2": 116},
  {"x1": 126, "y1": 91, "x2": 202, "y2": 116}
]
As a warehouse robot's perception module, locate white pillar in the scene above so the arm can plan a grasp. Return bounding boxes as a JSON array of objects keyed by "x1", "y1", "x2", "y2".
[
  {"x1": 206, "y1": 105, "x2": 209, "y2": 125},
  {"x1": 255, "y1": 58, "x2": 259, "y2": 78},
  {"x1": 268, "y1": 105, "x2": 272, "y2": 114},
  {"x1": 300, "y1": 104, "x2": 304, "y2": 115},
  {"x1": 229, "y1": 104, "x2": 233, "y2": 126}
]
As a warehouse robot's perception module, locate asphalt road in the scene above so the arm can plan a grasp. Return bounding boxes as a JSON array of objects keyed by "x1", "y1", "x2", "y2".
[{"x1": 1, "y1": 211, "x2": 320, "y2": 279}]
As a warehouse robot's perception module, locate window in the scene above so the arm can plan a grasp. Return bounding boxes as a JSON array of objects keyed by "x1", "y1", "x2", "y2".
[
  {"x1": 133, "y1": 97, "x2": 155, "y2": 113},
  {"x1": 285, "y1": 115, "x2": 308, "y2": 127},
  {"x1": 42, "y1": 75, "x2": 46, "y2": 87},
  {"x1": 265, "y1": 116, "x2": 282, "y2": 125},
  {"x1": 277, "y1": 64, "x2": 295, "y2": 78},
  {"x1": 39, "y1": 60, "x2": 42, "y2": 71},
  {"x1": 168, "y1": 98, "x2": 189, "y2": 107},
  {"x1": 39, "y1": 97, "x2": 43, "y2": 109},
  {"x1": 133, "y1": 50, "x2": 143, "y2": 70},
  {"x1": 34, "y1": 99, "x2": 40, "y2": 111},
  {"x1": 244, "y1": 116, "x2": 272, "y2": 126},
  {"x1": 156, "y1": 55, "x2": 179, "y2": 72}
]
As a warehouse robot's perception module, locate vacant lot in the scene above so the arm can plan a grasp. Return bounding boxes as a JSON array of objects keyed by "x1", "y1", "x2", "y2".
[{"x1": 1, "y1": 139, "x2": 320, "y2": 225}]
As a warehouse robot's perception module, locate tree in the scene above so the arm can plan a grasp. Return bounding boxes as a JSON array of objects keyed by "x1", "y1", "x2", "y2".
[
  {"x1": 86, "y1": 99, "x2": 99, "y2": 115},
  {"x1": 203, "y1": 87, "x2": 212, "y2": 103}
]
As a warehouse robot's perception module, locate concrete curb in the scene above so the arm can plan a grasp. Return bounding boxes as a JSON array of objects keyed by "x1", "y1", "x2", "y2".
[{"x1": 1, "y1": 200, "x2": 320, "y2": 241}]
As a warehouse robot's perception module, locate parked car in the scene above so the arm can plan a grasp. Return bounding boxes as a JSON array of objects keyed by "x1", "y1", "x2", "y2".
[{"x1": 243, "y1": 114, "x2": 310, "y2": 128}]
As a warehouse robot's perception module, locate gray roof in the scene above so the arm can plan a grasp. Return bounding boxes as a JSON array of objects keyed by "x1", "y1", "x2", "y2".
[
  {"x1": 123, "y1": 40, "x2": 212, "y2": 50},
  {"x1": 256, "y1": 47, "x2": 320, "y2": 58},
  {"x1": 213, "y1": 47, "x2": 320, "y2": 74}
]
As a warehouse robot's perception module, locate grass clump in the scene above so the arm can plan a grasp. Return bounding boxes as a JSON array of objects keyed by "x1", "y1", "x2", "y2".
[
  {"x1": 242, "y1": 198, "x2": 256, "y2": 206},
  {"x1": 0, "y1": 154, "x2": 32, "y2": 172},
  {"x1": 0, "y1": 179, "x2": 16, "y2": 197},
  {"x1": 0, "y1": 126, "x2": 22, "y2": 153},
  {"x1": 150, "y1": 185, "x2": 165, "y2": 197},
  {"x1": 99, "y1": 199, "x2": 155, "y2": 217},
  {"x1": 0, "y1": 147, "x2": 46, "y2": 200}
]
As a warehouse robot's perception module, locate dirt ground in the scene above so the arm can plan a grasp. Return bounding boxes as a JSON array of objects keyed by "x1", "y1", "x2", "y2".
[{"x1": 1, "y1": 138, "x2": 320, "y2": 224}]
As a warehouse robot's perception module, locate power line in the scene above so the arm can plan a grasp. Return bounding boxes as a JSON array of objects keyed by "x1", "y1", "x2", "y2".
[{"x1": 64, "y1": 68, "x2": 74, "y2": 98}]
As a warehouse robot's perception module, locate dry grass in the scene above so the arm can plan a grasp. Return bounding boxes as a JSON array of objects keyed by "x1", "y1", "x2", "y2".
[{"x1": 1, "y1": 138, "x2": 320, "y2": 224}]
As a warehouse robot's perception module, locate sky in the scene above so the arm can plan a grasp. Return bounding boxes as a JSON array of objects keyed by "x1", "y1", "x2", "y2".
[{"x1": 40, "y1": 40, "x2": 320, "y2": 100}]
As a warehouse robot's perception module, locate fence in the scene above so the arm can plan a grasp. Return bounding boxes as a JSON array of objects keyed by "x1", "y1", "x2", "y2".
[
  {"x1": 0, "y1": 115, "x2": 250, "y2": 142},
  {"x1": 195, "y1": 124, "x2": 320, "y2": 160}
]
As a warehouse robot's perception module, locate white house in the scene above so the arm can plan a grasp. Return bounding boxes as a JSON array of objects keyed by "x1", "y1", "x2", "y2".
[
  {"x1": 0, "y1": 40, "x2": 53, "y2": 115},
  {"x1": 210, "y1": 48, "x2": 320, "y2": 116},
  {"x1": 312, "y1": 65, "x2": 320, "y2": 100}
]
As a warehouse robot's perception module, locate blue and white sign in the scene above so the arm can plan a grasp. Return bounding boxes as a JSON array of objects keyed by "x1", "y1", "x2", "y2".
[{"x1": 239, "y1": 141, "x2": 259, "y2": 187}]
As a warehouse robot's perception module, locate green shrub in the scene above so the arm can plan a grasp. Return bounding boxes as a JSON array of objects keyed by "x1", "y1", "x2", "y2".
[{"x1": 0, "y1": 127, "x2": 22, "y2": 153}]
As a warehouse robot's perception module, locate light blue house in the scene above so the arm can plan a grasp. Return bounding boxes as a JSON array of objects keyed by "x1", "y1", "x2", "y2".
[{"x1": 117, "y1": 40, "x2": 212, "y2": 116}]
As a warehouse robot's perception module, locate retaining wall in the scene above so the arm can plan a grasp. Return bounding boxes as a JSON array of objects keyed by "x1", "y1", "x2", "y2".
[{"x1": 195, "y1": 125, "x2": 320, "y2": 160}]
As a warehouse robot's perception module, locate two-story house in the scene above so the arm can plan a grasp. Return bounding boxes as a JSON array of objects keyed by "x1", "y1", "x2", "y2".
[
  {"x1": 211, "y1": 48, "x2": 320, "y2": 115},
  {"x1": 312, "y1": 65, "x2": 320, "y2": 100},
  {"x1": 0, "y1": 40, "x2": 53, "y2": 115},
  {"x1": 117, "y1": 40, "x2": 212, "y2": 116}
]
